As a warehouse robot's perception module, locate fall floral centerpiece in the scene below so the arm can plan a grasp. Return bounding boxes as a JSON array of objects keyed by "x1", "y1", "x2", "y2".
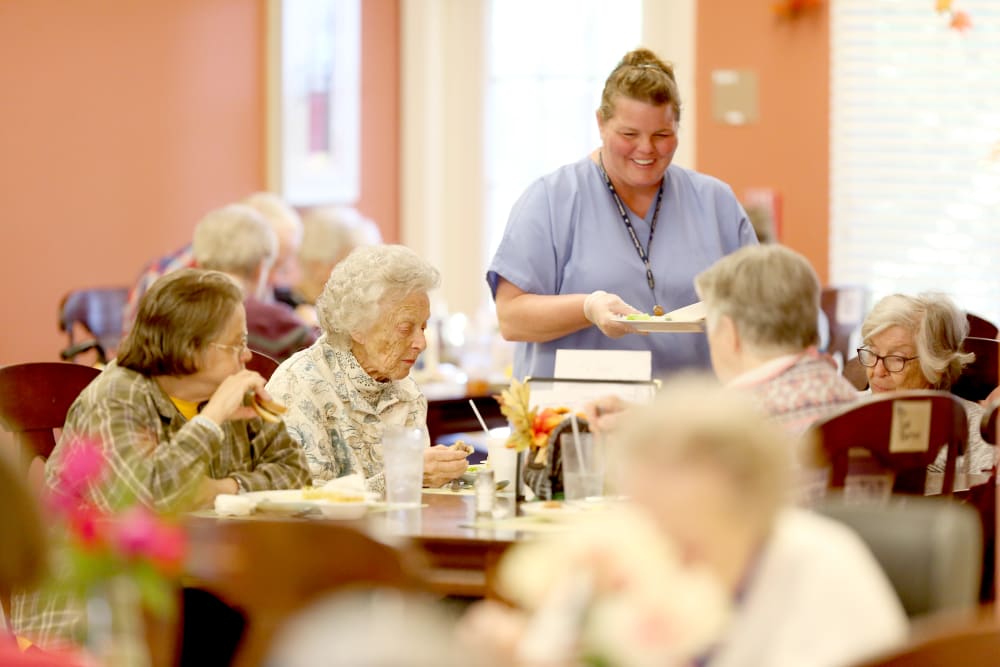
[{"x1": 495, "y1": 378, "x2": 576, "y2": 465}]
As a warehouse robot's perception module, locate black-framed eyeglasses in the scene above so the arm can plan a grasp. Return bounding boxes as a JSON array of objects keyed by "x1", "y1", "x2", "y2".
[{"x1": 856, "y1": 347, "x2": 917, "y2": 373}]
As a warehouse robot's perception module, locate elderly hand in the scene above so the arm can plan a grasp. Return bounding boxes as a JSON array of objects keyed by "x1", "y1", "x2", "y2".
[
  {"x1": 200, "y1": 369, "x2": 271, "y2": 426},
  {"x1": 583, "y1": 290, "x2": 645, "y2": 339},
  {"x1": 583, "y1": 395, "x2": 630, "y2": 433},
  {"x1": 422, "y1": 444, "x2": 469, "y2": 487}
]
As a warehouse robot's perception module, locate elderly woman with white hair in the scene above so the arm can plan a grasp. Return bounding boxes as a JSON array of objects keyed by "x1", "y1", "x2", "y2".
[
  {"x1": 465, "y1": 376, "x2": 906, "y2": 667},
  {"x1": 193, "y1": 203, "x2": 317, "y2": 362},
  {"x1": 859, "y1": 293, "x2": 995, "y2": 477},
  {"x1": 615, "y1": 377, "x2": 907, "y2": 667},
  {"x1": 266, "y1": 245, "x2": 468, "y2": 492}
]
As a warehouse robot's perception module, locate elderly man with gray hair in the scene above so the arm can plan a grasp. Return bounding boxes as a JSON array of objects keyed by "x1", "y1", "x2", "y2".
[
  {"x1": 193, "y1": 203, "x2": 316, "y2": 362},
  {"x1": 266, "y1": 244, "x2": 468, "y2": 493}
]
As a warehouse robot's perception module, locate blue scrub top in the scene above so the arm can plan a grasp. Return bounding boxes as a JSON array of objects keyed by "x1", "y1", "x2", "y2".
[{"x1": 487, "y1": 156, "x2": 757, "y2": 380}]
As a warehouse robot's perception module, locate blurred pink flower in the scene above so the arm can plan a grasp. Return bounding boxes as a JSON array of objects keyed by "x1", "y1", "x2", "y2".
[
  {"x1": 68, "y1": 505, "x2": 106, "y2": 549},
  {"x1": 111, "y1": 506, "x2": 187, "y2": 573},
  {"x1": 58, "y1": 439, "x2": 107, "y2": 498}
]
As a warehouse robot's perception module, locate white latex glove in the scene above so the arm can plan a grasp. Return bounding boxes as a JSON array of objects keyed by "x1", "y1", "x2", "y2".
[{"x1": 583, "y1": 290, "x2": 645, "y2": 339}]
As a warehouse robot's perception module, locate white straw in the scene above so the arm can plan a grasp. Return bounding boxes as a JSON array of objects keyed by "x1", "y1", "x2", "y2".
[
  {"x1": 468, "y1": 399, "x2": 491, "y2": 439},
  {"x1": 569, "y1": 412, "x2": 585, "y2": 470}
]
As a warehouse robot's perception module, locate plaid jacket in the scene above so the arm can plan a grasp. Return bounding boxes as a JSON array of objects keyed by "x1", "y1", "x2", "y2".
[{"x1": 13, "y1": 361, "x2": 309, "y2": 647}]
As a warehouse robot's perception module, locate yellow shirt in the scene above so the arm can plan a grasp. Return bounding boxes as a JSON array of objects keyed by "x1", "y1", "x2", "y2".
[{"x1": 169, "y1": 396, "x2": 200, "y2": 421}]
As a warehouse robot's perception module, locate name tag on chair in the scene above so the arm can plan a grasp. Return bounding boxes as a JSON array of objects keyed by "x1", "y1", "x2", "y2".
[{"x1": 889, "y1": 400, "x2": 932, "y2": 453}]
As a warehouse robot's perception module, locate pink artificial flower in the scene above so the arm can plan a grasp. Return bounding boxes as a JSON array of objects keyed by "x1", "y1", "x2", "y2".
[
  {"x1": 58, "y1": 439, "x2": 107, "y2": 498},
  {"x1": 111, "y1": 506, "x2": 187, "y2": 573},
  {"x1": 68, "y1": 505, "x2": 108, "y2": 550}
]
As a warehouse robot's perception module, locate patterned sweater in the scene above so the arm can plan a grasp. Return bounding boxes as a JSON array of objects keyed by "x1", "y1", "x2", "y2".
[{"x1": 266, "y1": 336, "x2": 429, "y2": 494}]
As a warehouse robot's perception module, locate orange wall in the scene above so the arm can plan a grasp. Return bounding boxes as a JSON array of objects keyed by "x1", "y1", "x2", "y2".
[
  {"x1": 695, "y1": 0, "x2": 829, "y2": 282},
  {"x1": 0, "y1": 0, "x2": 400, "y2": 364}
]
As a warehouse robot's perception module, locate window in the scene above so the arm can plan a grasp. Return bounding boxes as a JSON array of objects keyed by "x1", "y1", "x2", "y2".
[
  {"x1": 484, "y1": 0, "x2": 642, "y2": 262},
  {"x1": 830, "y1": 1, "x2": 1000, "y2": 323}
]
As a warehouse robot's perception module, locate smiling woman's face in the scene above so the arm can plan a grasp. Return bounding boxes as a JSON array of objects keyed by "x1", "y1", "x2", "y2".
[{"x1": 352, "y1": 291, "x2": 430, "y2": 382}]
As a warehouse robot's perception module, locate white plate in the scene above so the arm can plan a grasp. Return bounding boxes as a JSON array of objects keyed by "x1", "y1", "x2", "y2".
[
  {"x1": 614, "y1": 317, "x2": 704, "y2": 333},
  {"x1": 242, "y1": 489, "x2": 371, "y2": 520},
  {"x1": 614, "y1": 301, "x2": 706, "y2": 333},
  {"x1": 518, "y1": 501, "x2": 584, "y2": 519}
]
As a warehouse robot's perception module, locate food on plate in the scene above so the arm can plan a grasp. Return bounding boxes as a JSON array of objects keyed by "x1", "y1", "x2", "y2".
[
  {"x1": 243, "y1": 391, "x2": 287, "y2": 423},
  {"x1": 624, "y1": 312, "x2": 672, "y2": 321},
  {"x1": 652, "y1": 305, "x2": 665, "y2": 316},
  {"x1": 301, "y1": 487, "x2": 366, "y2": 503}
]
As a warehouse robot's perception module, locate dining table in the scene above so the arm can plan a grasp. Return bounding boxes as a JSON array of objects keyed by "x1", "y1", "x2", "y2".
[{"x1": 178, "y1": 491, "x2": 552, "y2": 666}]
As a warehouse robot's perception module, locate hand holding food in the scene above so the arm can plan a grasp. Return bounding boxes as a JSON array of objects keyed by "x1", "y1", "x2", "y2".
[
  {"x1": 243, "y1": 391, "x2": 287, "y2": 423},
  {"x1": 199, "y1": 369, "x2": 270, "y2": 425},
  {"x1": 583, "y1": 290, "x2": 645, "y2": 338},
  {"x1": 423, "y1": 442, "x2": 470, "y2": 487}
]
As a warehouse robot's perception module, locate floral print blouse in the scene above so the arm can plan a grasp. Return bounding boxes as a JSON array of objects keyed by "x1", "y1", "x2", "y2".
[{"x1": 266, "y1": 336, "x2": 429, "y2": 494}]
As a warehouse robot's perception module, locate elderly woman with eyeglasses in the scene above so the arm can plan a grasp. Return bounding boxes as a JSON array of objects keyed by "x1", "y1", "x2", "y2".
[
  {"x1": 859, "y1": 293, "x2": 996, "y2": 478},
  {"x1": 267, "y1": 245, "x2": 468, "y2": 494},
  {"x1": 15, "y1": 269, "x2": 310, "y2": 650}
]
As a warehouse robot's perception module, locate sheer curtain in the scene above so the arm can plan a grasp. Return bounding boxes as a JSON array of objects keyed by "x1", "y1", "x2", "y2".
[{"x1": 830, "y1": 1, "x2": 1000, "y2": 323}]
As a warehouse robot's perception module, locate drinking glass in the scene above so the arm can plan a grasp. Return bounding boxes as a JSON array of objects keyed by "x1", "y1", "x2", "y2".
[
  {"x1": 381, "y1": 425, "x2": 426, "y2": 506},
  {"x1": 560, "y1": 433, "x2": 605, "y2": 502}
]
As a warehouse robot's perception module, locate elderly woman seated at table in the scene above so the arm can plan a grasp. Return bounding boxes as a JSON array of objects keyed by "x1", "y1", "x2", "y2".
[
  {"x1": 267, "y1": 245, "x2": 468, "y2": 493},
  {"x1": 695, "y1": 244, "x2": 860, "y2": 433},
  {"x1": 193, "y1": 203, "x2": 317, "y2": 362},
  {"x1": 588, "y1": 245, "x2": 858, "y2": 434},
  {"x1": 14, "y1": 269, "x2": 310, "y2": 648},
  {"x1": 859, "y1": 293, "x2": 995, "y2": 478},
  {"x1": 466, "y1": 377, "x2": 907, "y2": 667},
  {"x1": 285, "y1": 207, "x2": 382, "y2": 323}
]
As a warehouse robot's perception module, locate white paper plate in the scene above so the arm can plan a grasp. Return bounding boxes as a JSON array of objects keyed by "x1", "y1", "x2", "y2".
[{"x1": 242, "y1": 489, "x2": 371, "y2": 520}]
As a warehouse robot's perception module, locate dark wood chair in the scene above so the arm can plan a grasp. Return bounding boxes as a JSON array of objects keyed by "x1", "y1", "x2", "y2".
[
  {"x1": 967, "y1": 312, "x2": 999, "y2": 340},
  {"x1": 952, "y1": 337, "x2": 1000, "y2": 403},
  {"x1": 803, "y1": 390, "x2": 967, "y2": 497},
  {"x1": 425, "y1": 394, "x2": 506, "y2": 447},
  {"x1": 843, "y1": 354, "x2": 870, "y2": 390},
  {"x1": 0, "y1": 362, "x2": 100, "y2": 624},
  {"x1": 850, "y1": 617, "x2": 1000, "y2": 667},
  {"x1": 821, "y1": 285, "x2": 870, "y2": 364},
  {"x1": 246, "y1": 349, "x2": 280, "y2": 380},
  {"x1": 183, "y1": 517, "x2": 423, "y2": 667},
  {"x1": 58, "y1": 287, "x2": 129, "y2": 364},
  {"x1": 0, "y1": 362, "x2": 100, "y2": 478}
]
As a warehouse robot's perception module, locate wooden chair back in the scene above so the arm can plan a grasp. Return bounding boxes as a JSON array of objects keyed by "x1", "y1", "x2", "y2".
[
  {"x1": 821, "y1": 285, "x2": 870, "y2": 364},
  {"x1": 58, "y1": 287, "x2": 129, "y2": 364},
  {"x1": 952, "y1": 336, "x2": 1000, "y2": 403},
  {"x1": 804, "y1": 390, "x2": 967, "y2": 497},
  {"x1": 843, "y1": 354, "x2": 870, "y2": 390},
  {"x1": 966, "y1": 312, "x2": 999, "y2": 340},
  {"x1": 0, "y1": 362, "x2": 100, "y2": 469},
  {"x1": 246, "y1": 349, "x2": 280, "y2": 381},
  {"x1": 183, "y1": 517, "x2": 423, "y2": 667},
  {"x1": 850, "y1": 617, "x2": 1000, "y2": 667}
]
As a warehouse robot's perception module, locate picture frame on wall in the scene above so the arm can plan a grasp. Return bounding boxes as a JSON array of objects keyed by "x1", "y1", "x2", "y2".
[{"x1": 267, "y1": 0, "x2": 360, "y2": 205}]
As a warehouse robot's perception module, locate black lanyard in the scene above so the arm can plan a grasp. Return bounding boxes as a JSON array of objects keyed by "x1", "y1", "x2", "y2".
[{"x1": 597, "y1": 153, "x2": 664, "y2": 293}]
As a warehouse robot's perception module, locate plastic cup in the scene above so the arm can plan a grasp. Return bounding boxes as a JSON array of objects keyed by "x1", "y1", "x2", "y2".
[
  {"x1": 560, "y1": 433, "x2": 605, "y2": 502},
  {"x1": 486, "y1": 432, "x2": 518, "y2": 496},
  {"x1": 381, "y1": 425, "x2": 426, "y2": 506}
]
